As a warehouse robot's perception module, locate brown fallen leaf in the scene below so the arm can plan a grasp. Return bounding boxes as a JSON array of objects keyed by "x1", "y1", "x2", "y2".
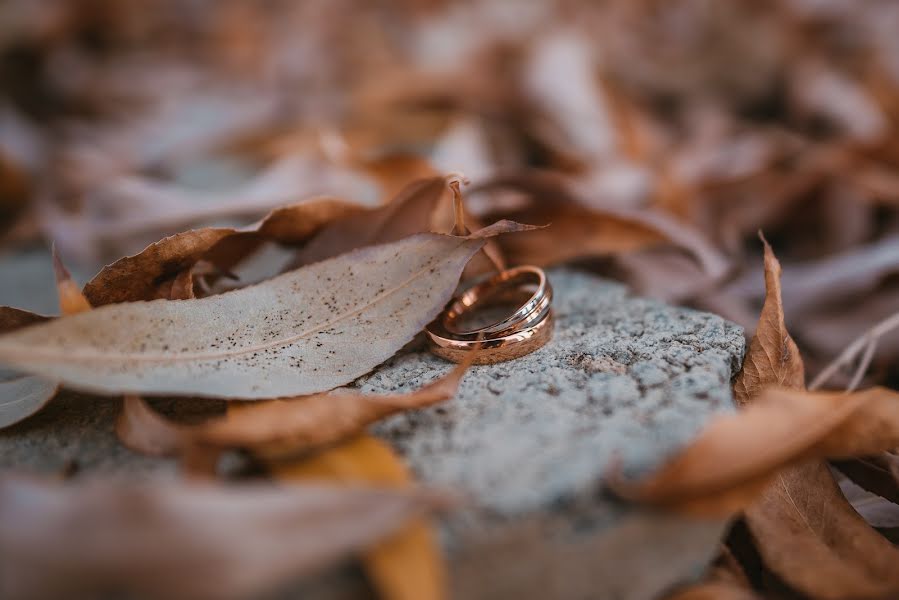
[
  {"x1": 732, "y1": 233, "x2": 804, "y2": 406},
  {"x1": 0, "y1": 225, "x2": 524, "y2": 399},
  {"x1": 478, "y1": 171, "x2": 728, "y2": 278},
  {"x1": 0, "y1": 475, "x2": 452, "y2": 600},
  {"x1": 616, "y1": 387, "x2": 899, "y2": 514},
  {"x1": 626, "y1": 233, "x2": 899, "y2": 598},
  {"x1": 269, "y1": 435, "x2": 447, "y2": 600},
  {"x1": 292, "y1": 176, "x2": 448, "y2": 267},
  {"x1": 749, "y1": 461, "x2": 899, "y2": 600},
  {"x1": 83, "y1": 197, "x2": 363, "y2": 306},
  {"x1": 117, "y1": 350, "x2": 473, "y2": 462},
  {"x1": 196, "y1": 350, "x2": 474, "y2": 460}
]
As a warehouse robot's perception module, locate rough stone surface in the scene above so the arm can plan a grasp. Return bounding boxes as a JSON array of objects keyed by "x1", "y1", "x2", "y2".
[{"x1": 0, "y1": 265, "x2": 745, "y2": 600}]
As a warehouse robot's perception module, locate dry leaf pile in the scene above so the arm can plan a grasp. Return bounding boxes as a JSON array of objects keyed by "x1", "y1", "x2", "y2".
[{"x1": 0, "y1": 1, "x2": 898, "y2": 599}]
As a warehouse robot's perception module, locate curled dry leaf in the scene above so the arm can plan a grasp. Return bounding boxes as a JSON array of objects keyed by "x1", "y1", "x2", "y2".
[
  {"x1": 292, "y1": 176, "x2": 448, "y2": 267},
  {"x1": 0, "y1": 475, "x2": 451, "y2": 600},
  {"x1": 270, "y1": 435, "x2": 447, "y2": 600},
  {"x1": 732, "y1": 233, "x2": 804, "y2": 405},
  {"x1": 478, "y1": 172, "x2": 728, "y2": 278},
  {"x1": 83, "y1": 197, "x2": 363, "y2": 306},
  {"x1": 198, "y1": 350, "x2": 475, "y2": 460},
  {"x1": 51, "y1": 245, "x2": 91, "y2": 316},
  {"x1": 616, "y1": 387, "x2": 899, "y2": 514},
  {"x1": 750, "y1": 461, "x2": 899, "y2": 600},
  {"x1": 118, "y1": 348, "x2": 474, "y2": 461},
  {"x1": 626, "y1": 234, "x2": 899, "y2": 599},
  {"x1": 0, "y1": 226, "x2": 523, "y2": 399}
]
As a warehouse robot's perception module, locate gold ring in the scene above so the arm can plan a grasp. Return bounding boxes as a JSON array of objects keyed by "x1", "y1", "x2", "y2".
[
  {"x1": 426, "y1": 266, "x2": 554, "y2": 364},
  {"x1": 442, "y1": 265, "x2": 552, "y2": 338}
]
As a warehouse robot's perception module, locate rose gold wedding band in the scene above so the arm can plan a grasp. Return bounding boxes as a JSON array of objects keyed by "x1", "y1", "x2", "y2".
[
  {"x1": 426, "y1": 265, "x2": 554, "y2": 364},
  {"x1": 442, "y1": 266, "x2": 552, "y2": 338},
  {"x1": 427, "y1": 311, "x2": 554, "y2": 365}
]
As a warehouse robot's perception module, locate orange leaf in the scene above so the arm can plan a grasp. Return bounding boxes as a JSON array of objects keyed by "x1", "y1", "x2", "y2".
[{"x1": 270, "y1": 435, "x2": 446, "y2": 600}]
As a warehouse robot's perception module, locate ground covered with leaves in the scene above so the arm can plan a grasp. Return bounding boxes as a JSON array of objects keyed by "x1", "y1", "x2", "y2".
[{"x1": 0, "y1": 1, "x2": 898, "y2": 599}]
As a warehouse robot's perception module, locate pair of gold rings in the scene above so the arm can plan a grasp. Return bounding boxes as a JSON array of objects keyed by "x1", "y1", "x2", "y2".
[{"x1": 426, "y1": 266, "x2": 554, "y2": 365}]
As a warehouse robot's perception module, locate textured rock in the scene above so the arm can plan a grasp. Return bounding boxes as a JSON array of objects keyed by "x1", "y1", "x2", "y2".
[
  {"x1": 361, "y1": 269, "x2": 744, "y2": 600},
  {"x1": 0, "y1": 266, "x2": 744, "y2": 600}
]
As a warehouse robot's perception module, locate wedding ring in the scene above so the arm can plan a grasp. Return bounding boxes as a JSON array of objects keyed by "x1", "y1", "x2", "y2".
[
  {"x1": 442, "y1": 266, "x2": 552, "y2": 338},
  {"x1": 426, "y1": 266, "x2": 554, "y2": 365}
]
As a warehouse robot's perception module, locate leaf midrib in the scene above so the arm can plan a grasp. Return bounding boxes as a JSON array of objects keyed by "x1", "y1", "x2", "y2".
[{"x1": 5, "y1": 237, "x2": 474, "y2": 365}]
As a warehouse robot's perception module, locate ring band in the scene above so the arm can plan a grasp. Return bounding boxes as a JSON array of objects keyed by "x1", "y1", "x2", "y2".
[
  {"x1": 428, "y1": 312, "x2": 554, "y2": 364},
  {"x1": 426, "y1": 265, "x2": 554, "y2": 364},
  {"x1": 442, "y1": 266, "x2": 552, "y2": 338}
]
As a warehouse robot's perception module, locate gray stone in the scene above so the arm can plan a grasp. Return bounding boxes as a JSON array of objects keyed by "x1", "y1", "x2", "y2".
[{"x1": 0, "y1": 267, "x2": 744, "y2": 600}]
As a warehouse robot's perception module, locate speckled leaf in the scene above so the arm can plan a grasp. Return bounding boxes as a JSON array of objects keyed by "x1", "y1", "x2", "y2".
[{"x1": 0, "y1": 227, "x2": 524, "y2": 399}]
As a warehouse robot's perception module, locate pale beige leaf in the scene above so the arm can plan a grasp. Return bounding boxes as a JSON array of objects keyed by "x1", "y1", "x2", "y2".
[
  {"x1": 0, "y1": 307, "x2": 55, "y2": 429},
  {"x1": 0, "y1": 229, "x2": 522, "y2": 398},
  {"x1": 0, "y1": 476, "x2": 451, "y2": 600},
  {"x1": 0, "y1": 374, "x2": 58, "y2": 430}
]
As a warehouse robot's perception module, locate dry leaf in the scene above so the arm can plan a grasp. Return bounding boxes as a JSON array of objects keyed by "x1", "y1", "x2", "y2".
[
  {"x1": 0, "y1": 475, "x2": 451, "y2": 600},
  {"x1": 292, "y1": 176, "x2": 448, "y2": 267},
  {"x1": 51, "y1": 245, "x2": 91, "y2": 315},
  {"x1": 117, "y1": 349, "x2": 473, "y2": 461},
  {"x1": 0, "y1": 247, "x2": 89, "y2": 429},
  {"x1": 616, "y1": 387, "x2": 899, "y2": 514},
  {"x1": 625, "y1": 235, "x2": 899, "y2": 598},
  {"x1": 478, "y1": 172, "x2": 727, "y2": 277},
  {"x1": 749, "y1": 461, "x2": 899, "y2": 600},
  {"x1": 0, "y1": 227, "x2": 518, "y2": 399},
  {"x1": 732, "y1": 233, "x2": 804, "y2": 405},
  {"x1": 196, "y1": 351, "x2": 473, "y2": 459},
  {"x1": 269, "y1": 435, "x2": 447, "y2": 600},
  {"x1": 116, "y1": 394, "x2": 186, "y2": 457},
  {"x1": 738, "y1": 241, "x2": 899, "y2": 600},
  {"x1": 83, "y1": 197, "x2": 363, "y2": 306}
]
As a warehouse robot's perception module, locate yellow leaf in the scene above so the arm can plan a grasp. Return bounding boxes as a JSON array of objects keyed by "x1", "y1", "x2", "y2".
[{"x1": 269, "y1": 435, "x2": 446, "y2": 600}]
